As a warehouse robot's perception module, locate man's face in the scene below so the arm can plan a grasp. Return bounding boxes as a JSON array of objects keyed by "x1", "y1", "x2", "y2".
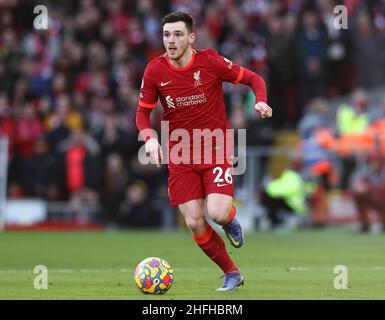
[{"x1": 163, "y1": 21, "x2": 195, "y2": 60}]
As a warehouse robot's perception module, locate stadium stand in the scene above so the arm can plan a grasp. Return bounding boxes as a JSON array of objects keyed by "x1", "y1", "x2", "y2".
[{"x1": 1, "y1": 0, "x2": 385, "y2": 230}]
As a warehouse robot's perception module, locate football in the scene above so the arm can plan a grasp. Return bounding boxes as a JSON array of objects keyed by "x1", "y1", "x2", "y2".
[{"x1": 134, "y1": 257, "x2": 174, "y2": 294}]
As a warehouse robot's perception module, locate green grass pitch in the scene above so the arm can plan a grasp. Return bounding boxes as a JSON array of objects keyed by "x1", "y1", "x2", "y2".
[{"x1": 1, "y1": 229, "x2": 385, "y2": 299}]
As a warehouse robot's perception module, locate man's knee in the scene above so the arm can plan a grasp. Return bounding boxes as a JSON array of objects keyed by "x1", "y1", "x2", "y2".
[
  {"x1": 207, "y1": 205, "x2": 231, "y2": 225},
  {"x1": 185, "y1": 216, "x2": 206, "y2": 233},
  {"x1": 178, "y1": 199, "x2": 206, "y2": 234},
  {"x1": 206, "y1": 194, "x2": 233, "y2": 225}
]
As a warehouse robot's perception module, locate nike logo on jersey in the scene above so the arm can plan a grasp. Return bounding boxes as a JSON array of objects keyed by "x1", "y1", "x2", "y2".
[
  {"x1": 217, "y1": 183, "x2": 228, "y2": 187},
  {"x1": 160, "y1": 81, "x2": 172, "y2": 87}
]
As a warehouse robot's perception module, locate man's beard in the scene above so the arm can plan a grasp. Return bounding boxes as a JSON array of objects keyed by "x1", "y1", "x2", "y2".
[{"x1": 169, "y1": 45, "x2": 188, "y2": 61}]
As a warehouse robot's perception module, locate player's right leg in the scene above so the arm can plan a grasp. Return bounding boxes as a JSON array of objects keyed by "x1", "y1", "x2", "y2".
[
  {"x1": 178, "y1": 198, "x2": 207, "y2": 236},
  {"x1": 178, "y1": 199, "x2": 241, "y2": 290}
]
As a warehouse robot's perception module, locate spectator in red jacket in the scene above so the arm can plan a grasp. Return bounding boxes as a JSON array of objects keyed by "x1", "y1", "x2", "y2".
[{"x1": 13, "y1": 102, "x2": 44, "y2": 159}]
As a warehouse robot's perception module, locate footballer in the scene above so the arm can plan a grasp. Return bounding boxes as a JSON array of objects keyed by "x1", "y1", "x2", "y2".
[{"x1": 136, "y1": 12, "x2": 272, "y2": 291}]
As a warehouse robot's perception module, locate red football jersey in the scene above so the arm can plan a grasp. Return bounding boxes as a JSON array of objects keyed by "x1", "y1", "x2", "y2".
[{"x1": 139, "y1": 49, "x2": 245, "y2": 164}]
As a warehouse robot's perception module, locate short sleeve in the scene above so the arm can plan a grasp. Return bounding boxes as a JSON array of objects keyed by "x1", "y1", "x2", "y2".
[
  {"x1": 208, "y1": 49, "x2": 244, "y2": 83},
  {"x1": 139, "y1": 63, "x2": 158, "y2": 108}
]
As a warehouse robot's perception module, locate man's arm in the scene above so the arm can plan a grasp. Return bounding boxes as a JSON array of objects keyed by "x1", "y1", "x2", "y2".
[
  {"x1": 136, "y1": 106, "x2": 163, "y2": 167},
  {"x1": 237, "y1": 68, "x2": 272, "y2": 118},
  {"x1": 208, "y1": 49, "x2": 272, "y2": 119},
  {"x1": 136, "y1": 106, "x2": 155, "y2": 141},
  {"x1": 136, "y1": 61, "x2": 163, "y2": 167}
]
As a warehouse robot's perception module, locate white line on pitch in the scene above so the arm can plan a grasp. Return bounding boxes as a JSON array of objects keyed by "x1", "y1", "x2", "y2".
[
  {"x1": 0, "y1": 267, "x2": 209, "y2": 274},
  {"x1": 1, "y1": 266, "x2": 385, "y2": 274}
]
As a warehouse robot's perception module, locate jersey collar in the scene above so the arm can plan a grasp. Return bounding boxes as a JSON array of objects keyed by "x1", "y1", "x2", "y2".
[{"x1": 166, "y1": 49, "x2": 196, "y2": 72}]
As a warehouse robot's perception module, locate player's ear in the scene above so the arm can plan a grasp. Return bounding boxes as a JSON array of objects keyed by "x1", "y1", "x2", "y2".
[{"x1": 188, "y1": 32, "x2": 196, "y2": 44}]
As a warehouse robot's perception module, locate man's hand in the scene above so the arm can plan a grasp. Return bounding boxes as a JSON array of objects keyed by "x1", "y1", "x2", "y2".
[
  {"x1": 255, "y1": 102, "x2": 273, "y2": 119},
  {"x1": 145, "y1": 138, "x2": 163, "y2": 168}
]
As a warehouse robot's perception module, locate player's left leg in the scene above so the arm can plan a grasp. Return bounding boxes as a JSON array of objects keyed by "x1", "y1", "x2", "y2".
[
  {"x1": 206, "y1": 194, "x2": 244, "y2": 249},
  {"x1": 202, "y1": 162, "x2": 244, "y2": 249}
]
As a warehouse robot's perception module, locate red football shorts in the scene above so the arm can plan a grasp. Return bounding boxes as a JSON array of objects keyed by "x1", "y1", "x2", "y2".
[{"x1": 168, "y1": 162, "x2": 234, "y2": 207}]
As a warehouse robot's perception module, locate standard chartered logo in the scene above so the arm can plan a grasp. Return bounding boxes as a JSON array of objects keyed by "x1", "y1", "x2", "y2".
[
  {"x1": 176, "y1": 94, "x2": 207, "y2": 107},
  {"x1": 166, "y1": 95, "x2": 175, "y2": 108},
  {"x1": 165, "y1": 94, "x2": 207, "y2": 108}
]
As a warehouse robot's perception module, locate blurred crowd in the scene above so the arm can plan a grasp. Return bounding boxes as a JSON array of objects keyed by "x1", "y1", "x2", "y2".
[
  {"x1": 1, "y1": 0, "x2": 385, "y2": 227},
  {"x1": 295, "y1": 89, "x2": 385, "y2": 232}
]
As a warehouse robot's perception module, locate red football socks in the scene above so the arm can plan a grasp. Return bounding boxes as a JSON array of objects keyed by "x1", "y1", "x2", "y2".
[
  {"x1": 227, "y1": 205, "x2": 236, "y2": 224},
  {"x1": 192, "y1": 225, "x2": 239, "y2": 274}
]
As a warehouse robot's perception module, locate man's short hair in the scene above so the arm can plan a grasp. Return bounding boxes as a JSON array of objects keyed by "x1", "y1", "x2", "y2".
[{"x1": 162, "y1": 12, "x2": 193, "y2": 33}]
